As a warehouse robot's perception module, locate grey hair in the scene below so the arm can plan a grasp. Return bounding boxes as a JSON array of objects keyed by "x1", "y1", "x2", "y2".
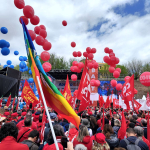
[
  {"x1": 141, "y1": 119, "x2": 147, "y2": 126},
  {"x1": 69, "y1": 123, "x2": 76, "y2": 129},
  {"x1": 134, "y1": 126, "x2": 144, "y2": 138},
  {"x1": 75, "y1": 144, "x2": 87, "y2": 150}
]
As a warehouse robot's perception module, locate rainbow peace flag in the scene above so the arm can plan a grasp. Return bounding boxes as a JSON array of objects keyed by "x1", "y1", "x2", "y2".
[{"x1": 21, "y1": 19, "x2": 80, "y2": 128}]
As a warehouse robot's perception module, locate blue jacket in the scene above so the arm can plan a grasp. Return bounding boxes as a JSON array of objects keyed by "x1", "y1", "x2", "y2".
[{"x1": 119, "y1": 136, "x2": 149, "y2": 150}]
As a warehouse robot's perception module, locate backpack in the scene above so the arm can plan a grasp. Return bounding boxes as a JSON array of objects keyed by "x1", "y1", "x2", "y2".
[{"x1": 124, "y1": 138, "x2": 141, "y2": 150}]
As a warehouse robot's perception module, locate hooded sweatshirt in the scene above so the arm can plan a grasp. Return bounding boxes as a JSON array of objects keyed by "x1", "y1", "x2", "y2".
[{"x1": 65, "y1": 128, "x2": 78, "y2": 142}]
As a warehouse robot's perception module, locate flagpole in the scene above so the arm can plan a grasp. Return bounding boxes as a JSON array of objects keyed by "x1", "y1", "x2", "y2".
[{"x1": 36, "y1": 76, "x2": 59, "y2": 150}]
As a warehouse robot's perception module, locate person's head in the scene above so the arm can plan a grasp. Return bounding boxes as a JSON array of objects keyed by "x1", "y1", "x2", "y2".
[
  {"x1": 28, "y1": 130, "x2": 39, "y2": 142},
  {"x1": 26, "y1": 110, "x2": 32, "y2": 118},
  {"x1": 114, "y1": 119, "x2": 121, "y2": 127},
  {"x1": 24, "y1": 118, "x2": 32, "y2": 127},
  {"x1": 77, "y1": 125, "x2": 89, "y2": 142},
  {"x1": 69, "y1": 123, "x2": 76, "y2": 129},
  {"x1": 81, "y1": 118, "x2": 90, "y2": 128},
  {"x1": 106, "y1": 114, "x2": 111, "y2": 120},
  {"x1": 37, "y1": 108, "x2": 41, "y2": 112},
  {"x1": 50, "y1": 113, "x2": 57, "y2": 121},
  {"x1": 114, "y1": 148, "x2": 126, "y2": 150},
  {"x1": 103, "y1": 124, "x2": 114, "y2": 139},
  {"x1": 23, "y1": 105, "x2": 27, "y2": 109},
  {"x1": 81, "y1": 113, "x2": 86, "y2": 119},
  {"x1": 141, "y1": 119, "x2": 147, "y2": 127},
  {"x1": 129, "y1": 118, "x2": 136, "y2": 124},
  {"x1": 75, "y1": 144, "x2": 87, "y2": 150},
  {"x1": 113, "y1": 114, "x2": 117, "y2": 119},
  {"x1": 126, "y1": 128, "x2": 136, "y2": 138},
  {"x1": 137, "y1": 114, "x2": 141, "y2": 119},
  {"x1": 128, "y1": 122, "x2": 135, "y2": 128},
  {"x1": 134, "y1": 126, "x2": 144, "y2": 140},
  {"x1": 132, "y1": 115, "x2": 137, "y2": 120},
  {"x1": 90, "y1": 116, "x2": 97, "y2": 128},
  {"x1": 0, "y1": 122, "x2": 18, "y2": 141}
]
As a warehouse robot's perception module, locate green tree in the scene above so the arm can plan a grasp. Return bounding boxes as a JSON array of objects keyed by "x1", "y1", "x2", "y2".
[
  {"x1": 142, "y1": 62, "x2": 150, "y2": 72},
  {"x1": 116, "y1": 65, "x2": 128, "y2": 76}
]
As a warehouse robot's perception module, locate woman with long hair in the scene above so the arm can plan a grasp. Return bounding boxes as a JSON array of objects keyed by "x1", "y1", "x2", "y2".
[
  {"x1": 73, "y1": 125, "x2": 93, "y2": 150},
  {"x1": 90, "y1": 116, "x2": 99, "y2": 135}
]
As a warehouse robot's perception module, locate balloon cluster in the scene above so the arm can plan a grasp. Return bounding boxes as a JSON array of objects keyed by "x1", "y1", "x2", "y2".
[
  {"x1": 90, "y1": 79, "x2": 100, "y2": 87},
  {"x1": 3, "y1": 60, "x2": 14, "y2": 69},
  {"x1": 18, "y1": 56, "x2": 28, "y2": 72}
]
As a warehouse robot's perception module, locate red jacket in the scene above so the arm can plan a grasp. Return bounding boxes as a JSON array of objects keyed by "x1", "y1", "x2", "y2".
[
  {"x1": 142, "y1": 136, "x2": 150, "y2": 149},
  {"x1": 16, "y1": 119, "x2": 37, "y2": 130},
  {"x1": 65, "y1": 128, "x2": 78, "y2": 142},
  {"x1": 0, "y1": 136, "x2": 29, "y2": 150},
  {"x1": 17, "y1": 127, "x2": 33, "y2": 142},
  {"x1": 73, "y1": 135, "x2": 93, "y2": 150}
]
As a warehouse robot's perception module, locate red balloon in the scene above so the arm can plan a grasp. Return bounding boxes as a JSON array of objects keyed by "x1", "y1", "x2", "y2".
[
  {"x1": 71, "y1": 74, "x2": 77, "y2": 81},
  {"x1": 124, "y1": 76, "x2": 130, "y2": 82},
  {"x1": 115, "y1": 68, "x2": 121, "y2": 73},
  {"x1": 86, "y1": 47, "x2": 91, "y2": 53},
  {"x1": 73, "y1": 51, "x2": 78, "y2": 57},
  {"x1": 23, "y1": 5, "x2": 34, "y2": 18},
  {"x1": 95, "y1": 80, "x2": 100, "y2": 87},
  {"x1": 88, "y1": 53, "x2": 94, "y2": 60},
  {"x1": 91, "y1": 48, "x2": 96, "y2": 53},
  {"x1": 113, "y1": 71, "x2": 120, "y2": 78},
  {"x1": 14, "y1": 0, "x2": 25, "y2": 9},
  {"x1": 83, "y1": 52, "x2": 88, "y2": 57},
  {"x1": 40, "y1": 51, "x2": 50, "y2": 61},
  {"x1": 19, "y1": 16, "x2": 28, "y2": 25},
  {"x1": 90, "y1": 79, "x2": 96, "y2": 86},
  {"x1": 28, "y1": 30, "x2": 36, "y2": 41},
  {"x1": 42, "y1": 62, "x2": 52, "y2": 72},
  {"x1": 34, "y1": 26, "x2": 41, "y2": 34},
  {"x1": 78, "y1": 62, "x2": 84, "y2": 68},
  {"x1": 43, "y1": 42, "x2": 52, "y2": 51},
  {"x1": 77, "y1": 68, "x2": 82, "y2": 73},
  {"x1": 140, "y1": 72, "x2": 150, "y2": 86},
  {"x1": 88, "y1": 63, "x2": 93, "y2": 69},
  {"x1": 30, "y1": 15, "x2": 40, "y2": 25},
  {"x1": 72, "y1": 61, "x2": 78, "y2": 66},
  {"x1": 109, "y1": 52, "x2": 115, "y2": 57},
  {"x1": 35, "y1": 36, "x2": 44, "y2": 46},
  {"x1": 77, "y1": 51, "x2": 82, "y2": 57},
  {"x1": 115, "y1": 57, "x2": 120, "y2": 64},
  {"x1": 62, "y1": 20, "x2": 67, "y2": 26},
  {"x1": 116, "y1": 83, "x2": 122, "y2": 91},
  {"x1": 48, "y1": 76, "x2": 52, "y2": 82},
  {"x1": 39, "y1": 25, "x2": 46, "y2": 30},
  {"x1": 134, "y1": 88, "x2": 138, "y2": 94},
  {"x1": 103, "y1": 56, "x2": 110, "y2": 63},
  {"x1": 110, "y1": 56, "x2": 116, "y2": 62},
  {"x1": 111, "y1": 79, "x2": 117, "y2": 87},
  {"x1": 109, "y1": 49, "x2": 113, "y2": 53},
  {"x1": 71, "y1": 42, "x2": 76, "y2": 48},
  {"x1": 111, "y1": 64, "x2": 116, "y2": 68},
  {"x1": 93, "y1": 62, "x2": 99, "y2": 69},
  {"x1": 39, "y1": 29, "x2": 47, "y2": 38},
  {"x1": 104, "y1": 47, "x2": 110, "y2": 53},
  {"x1": 109, "y1": 66, "x2": 115, "y2": 73},
  {"x1": 70, "y1": 66, "x2": 78, "y2": 72}
]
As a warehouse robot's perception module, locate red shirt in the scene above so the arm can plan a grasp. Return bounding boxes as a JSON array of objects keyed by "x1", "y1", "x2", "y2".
[{"x1": 0, "y1": 136, "x2": 29, "y2": 150}]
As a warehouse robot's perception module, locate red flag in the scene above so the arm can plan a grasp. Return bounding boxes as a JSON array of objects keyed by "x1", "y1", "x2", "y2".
[
  {"x1": 0, "y1": 97, "x2": 3, "y2": 108},
  {"x1": 146, "y1": 92, "x2": 150, "y2": 107},
  {"x1": 122, "y1": 75, "x2": 134, "y2": 109},
  {"x1": 133, "y1": 99, "x2": 142, "y2": 111},
  {"x1": 16, "y1": 99, "x2": 19, "y2": 110},
  {"x1": 21, "y1": 80, "x2": 38, "y2": 107},
  {"x1": 101, "y1": 109, "x2": 105, "y2": 130},
  {"x1": 77, "y1": 60, "x2": 90, "y2": 112},
  {"x1": 113, "y1": 99, "x2": 119, "y2": 108},
  {"x1": 6, "y1": 94, "x2": 11, "y2": 107},
  {"x1": 118, "y1": 111, "x2": 127, "y2": 140},
  {"x1": 69, "y1": 95, "x2": 76, "y2": 108},
  {"x1": 99, "y1": 96, "x2": 104, "y2": 107},
  {"x1": 62, "y1": 75, "x2": 72, "y2": 102},
  {"x1": 60, "y1": 89, "x2": 63, "y2": 94},
  {"x1": 105, "y1": 96, "x2": 110, "y2": 109},
  {"x1": 40, "y1": 109, "x2": 46, "y2": 143},
  {"x1": 11, "y1": 97, "x2": 16, "y2": 111},
  {"x1": 147, "y1": 113, "x2": 150, "y2": 143}
]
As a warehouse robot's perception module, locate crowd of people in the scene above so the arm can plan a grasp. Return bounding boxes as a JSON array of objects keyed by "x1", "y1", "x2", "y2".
[{"x1": 0, "y1": 105, "x2": 150, "y2": 150}]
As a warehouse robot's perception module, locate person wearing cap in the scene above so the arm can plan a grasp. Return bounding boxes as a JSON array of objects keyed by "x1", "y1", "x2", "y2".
[
  {"x1": 73, "y1": 125, "x2": 93, "y2": 150},
  {"x1": 11, "y1": 112, "x2": 18, "y2": 124},
  {"x1": 33, "y1": 108, "x2": 41, "y2": 122},
  {"x1": 92, "y1": 133, "x2": 110, "y2": 150},
  {"x1": 17, "y1": 112, "x2": 27, "y2": 124},
  {"x1": 113, "y1": 119, "x2": 121, "y2": 135},
  {"x1": 4, "y1": 111, "x2": 11, "y2": 122}
]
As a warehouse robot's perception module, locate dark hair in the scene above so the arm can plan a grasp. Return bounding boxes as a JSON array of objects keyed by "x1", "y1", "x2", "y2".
[
  {"x1": 129, "y1": 119, "x2": 136, "y2": 124},
  {"x1": 96, "y1": 113, "x2": 101, "y2": 121},
  {"x1": 103, "y1": 124, "x2": 114, "y2": 139},
  {"x1": 82, "y1": 113, "x2": 86, "y2": 119},
  {"x1": 137, "y1": 114, "x2": 141, "y2": 118},
  {"x1": 29, "y1": 103, "x2": 32, "y2": 109},
  {"x1": 129, "y1": 122, "x2": 135, "y2": 128},
  {"x1": 0, "y1": 123, "x2": 18, "y2": 141},
  {"x1": 24, "y1": 118, "x2": 32, "y2": 127},
  {"x1": 132, "y1": 115, "x2": 137, "y2": 120},
  {"x1": 126, "y1": 128, "x2": 135, "y2": 134},
  {"x1": 39, "y1": 116, "x2": 42, "y2": 122},
  {"x1": 106, "y1": 114, "x2": 111, "y2": 120},
  {"x1": 28, "y1": 130, "x2": 39, "y2": 139},
  {"x1": 90, "y1": 116, "x2": 97, "y2": 129},
  {"x1": 22, "y1": 109, "x2": 26, "y2": 112}
]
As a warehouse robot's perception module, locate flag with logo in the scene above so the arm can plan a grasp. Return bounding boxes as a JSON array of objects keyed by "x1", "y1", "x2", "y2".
[{"x1": 99, "y1": 95, "x2": 104, "y2": 107}]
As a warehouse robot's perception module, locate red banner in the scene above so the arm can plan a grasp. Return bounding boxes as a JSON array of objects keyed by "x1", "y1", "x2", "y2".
[
  {"x1": 113, "y1": 99, "x2": 119, "y2": 108},
  {"x1": 146, "y1": 92, "x2": 150, "y2": 107},
  {"x1": 40, "y1": 109, "x2": 46, "y2": 143},
  {"x1": 21, "y1": 80, "x2": 38, "y2": 107}
]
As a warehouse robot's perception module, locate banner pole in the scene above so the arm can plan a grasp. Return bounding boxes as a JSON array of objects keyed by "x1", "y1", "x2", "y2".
[{"x1": 36, "y1": 76, "x2": 59, "y2": 150}]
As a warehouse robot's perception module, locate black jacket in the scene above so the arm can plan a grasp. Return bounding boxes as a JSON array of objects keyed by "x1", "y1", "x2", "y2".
[{"x1": 21, "y1": 140, "x2": 39, "y2": 150}]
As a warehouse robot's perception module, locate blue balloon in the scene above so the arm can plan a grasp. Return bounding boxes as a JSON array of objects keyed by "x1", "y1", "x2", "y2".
[
  {"x1": 23, "y1": 56, "x2": 27, "y2": 61},
  {"x1": 9, "y1": 65, "x2": 14, "y2": 69},
  {"x1": 14, "y1": 51, "x2": 19, "y2": 55},
  {"x1": 3, "y1": 64, "x2": 8, "y2": 68},
  {"x1": 25, "y1": 66, "x2": 28, "y2": 71},
  {"x1": 1, "y1": 27, "x2": 8, "y2": 34},
  {"x1": 28, "y1": 78, "x2": 34, "y2": 83},
  {"x1": 19, "y1": 56, "x2": 24, "y2": 61},
  {"x1": 0, "y1": 40, "x2": 8, "y2": 48},
  {"x1": 7, "y1": 60, "x2": 12, "y2": 65},
  {"x1": 19, "y1": 61, "x2": 26, "y2": 69},
  {"x1": 1, "y1": 47, "x2": 10, "y2": 56},
  {"x1": 29, "y1": 70, "x2": 32, "y2": 75},
  {"x1": 19, "y1": 68, "x2": 24, "y2": 72},
  {"x1": 6, "y1": 42, "x2": 10, "y2": 48}
]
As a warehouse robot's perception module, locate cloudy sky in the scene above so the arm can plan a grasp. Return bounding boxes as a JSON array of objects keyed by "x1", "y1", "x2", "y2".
[{"x1": 0, "y1": 0, "x2": 150, "y2": 66}]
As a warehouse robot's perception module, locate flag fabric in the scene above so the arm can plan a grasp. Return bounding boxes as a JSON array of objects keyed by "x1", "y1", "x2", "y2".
[
  {"x1": 69, "y1": 95, "x2": 76, "y2": 108},
  {"x1": 101, "y1": 109, "x2": 105, "y2": 130},
  {"x1": 16, "y1": 99, "x2": 19, "y2": 110},
  {"x1": 77, "y1": 60, "x2": 91, "y2": 112},
  {"x1": 118, "y1": 111, "x2": 127, "y2": 140},
  {"x1": 146, "y1": 92, "x2": 150, "y2": 107},
  {"x1": 113, "y1": 99, "x2": 119, "y2": 108},
  {"x1": 62, "y1": 75, "x2": 72, "y2": 102},
  {"x1": 21, "y1": 19, "x2": 80, "y2": 128},
  {"x1": 99, "y1": 95, "x2": 104, "y2": 107},
  {"x1": 147, "y1": 113, "x2": 150, "y2": 143},
  {"x1": 60, "y1": 89, "x2": 63, "y2": 94},
  {"x1": 0, "y1": 97, "x2": 3, "y2": 108},
  {"x1": 6, "y1": 94, "x2": 11, "y2": 107},
  {"x1": 40, "y1": 109, "x2": 46, "y2": 143},
  {"x1": 133, "y1": 99, "x2": 142, "y2": 111},
  {"x1": 11, "y1": 97, "x2": 16, "y2": 111},
  {"x1": 105, "y1": 96, "x2": 110, "y2": 109},
  {"x1": 21, "y1": 80, "x2": 38, "y2": 107},
  {"x1": 122, "y1": 75, "x2": 134, "y2": 110}
]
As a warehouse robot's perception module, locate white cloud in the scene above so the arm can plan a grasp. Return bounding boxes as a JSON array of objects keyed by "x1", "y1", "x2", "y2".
[{"x1": 0, "y1": 0, "x2": 150, "y2": 68}]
